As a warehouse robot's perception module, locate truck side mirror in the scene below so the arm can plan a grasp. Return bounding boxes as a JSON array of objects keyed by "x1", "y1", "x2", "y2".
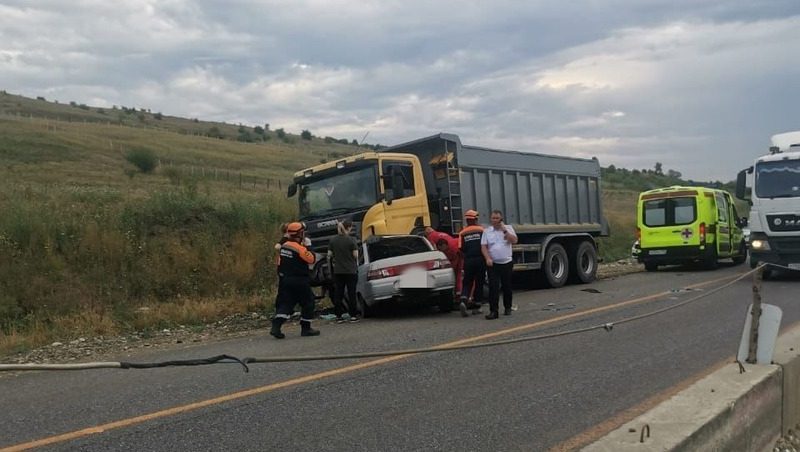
[
  {"x1": 287, "y1": 183, "x2": 297, "y2": 197},
  {"x1": 391, "y1": 171, "x2": 405, "y2": 200},
  {"x1": 381, "y1": 174, "x2": 394, "y2": 205},
  {"x1": 735, "y1": 169, "x2": 748, "y2": 200}
]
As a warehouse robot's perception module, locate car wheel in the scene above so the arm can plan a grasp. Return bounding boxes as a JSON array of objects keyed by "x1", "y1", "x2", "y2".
[
  {"x1": 357, "y1": 294, "x2": 373, "y2": 318},
  {"x1": 703, "y1": 248, "x2": 719, "y2": 270},
  {"x1": 568, "y1": 241, "x2": 597, "y2": 284},
  {"x1": 438, "y1": 291, "x2": 455, "y2": 313},
  {"x1": 731, "y1": 241, "x2": 747, "y2": 265},
  {"x1": 543, "y1": 243, "x2": 569, "y2": 288},
  {"x1": 644, "y1": 262, "x2": 658, "y2": 272}
]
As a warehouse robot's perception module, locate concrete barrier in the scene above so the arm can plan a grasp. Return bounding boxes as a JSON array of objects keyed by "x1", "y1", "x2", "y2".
[{"x1": 584, "y1": 324, "x2": 800, "y2": 451}]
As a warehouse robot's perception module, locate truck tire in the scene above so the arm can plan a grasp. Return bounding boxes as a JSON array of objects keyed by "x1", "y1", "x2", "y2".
[
  {"x1": 569, "y1": 241, "x2": 598, "y2": 284},
  {"x1": 644, "y1": 262, "x2": 658, "y2": 272},
  {"x1": 543, "y1": 243, "x2": 569, "y2": 288}
]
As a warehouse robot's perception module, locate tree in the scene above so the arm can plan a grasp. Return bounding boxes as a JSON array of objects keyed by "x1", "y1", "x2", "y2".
[
  {"x1": 154, "y1": 112, "x2": 163, "y2": 120},
  {"x1": 276, "y1": 128, "x2": 286, "y2": 139},
  {"x1": 351, "y1": 139, "x2": 358, "y2": 146},
  {"x1": 207, "y1": 126, "x2": 223, "y2": 139},
  {"x1": 264, "y1": 123, "x2": 270, "y2": 131},
  {"x1": 301, "y1": 130, "x2": 312, "y2": 140},
  {"x1": 254, "y1": 126, "x2": 265, "y2": 135},
  {"x1": 667, "y1": 169, "x2": 682, "y2": 179},
  {"x1": 654, "y1": 162, "x2": 663, "y2": 175},
  {"x1": 607, "y1": 164, "x2": 616, "y2": 173},
  {"x1": 125, "y1": 148, "x2": 158, "y2": 173}
]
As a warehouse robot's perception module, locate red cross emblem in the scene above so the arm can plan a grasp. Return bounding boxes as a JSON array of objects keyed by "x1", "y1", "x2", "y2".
[{"x1": 680, "y1": 228, "x2": 693, "y2": 240}]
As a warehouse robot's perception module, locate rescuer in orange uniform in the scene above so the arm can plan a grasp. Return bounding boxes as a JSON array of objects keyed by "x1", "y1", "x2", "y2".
[
  {"x1": 458, "y1": 210, "x2": 485, "y2": 316},
  {"x1": 271, "y1": 222, "x2": 320, "y2": 339}
]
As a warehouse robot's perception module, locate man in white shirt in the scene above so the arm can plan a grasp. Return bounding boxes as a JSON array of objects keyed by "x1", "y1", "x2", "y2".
[{"x1": 480, "y1": 210, "x2": 518, "y2": 319}]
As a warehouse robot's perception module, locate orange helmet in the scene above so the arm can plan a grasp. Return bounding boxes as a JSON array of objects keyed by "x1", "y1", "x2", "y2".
[
  {"x1": 286, "y1": 222, "x2": 305, "y2": 235},
  {"x1": 465, "y1": 209, "x2": 479, "y2": 220}
]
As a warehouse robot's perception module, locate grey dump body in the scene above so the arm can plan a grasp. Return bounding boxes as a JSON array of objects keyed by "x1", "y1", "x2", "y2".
[{"x1": 386, "y1": 133, "x2": 608, "y2": 238}]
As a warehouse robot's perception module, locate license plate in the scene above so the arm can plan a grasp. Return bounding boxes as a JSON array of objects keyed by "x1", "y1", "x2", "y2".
[
  {"x1": 789, "y1": 263, "x2": 800, "y2": 270},
  {"x1": 649, "y1": 249, "x2": 667, "y2": 256}
]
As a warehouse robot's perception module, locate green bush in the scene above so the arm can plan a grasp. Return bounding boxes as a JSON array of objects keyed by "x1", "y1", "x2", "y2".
[{"x1": 125, "y1": 148, "x2": 158, "y2": 173}]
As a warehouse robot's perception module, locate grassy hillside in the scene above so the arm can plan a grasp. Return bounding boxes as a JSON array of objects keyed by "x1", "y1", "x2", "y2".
[{"x1": 0, "y1": 90, "x2": 726, "y2": 354}]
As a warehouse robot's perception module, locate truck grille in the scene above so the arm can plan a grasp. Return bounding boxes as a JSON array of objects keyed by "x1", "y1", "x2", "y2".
[
  {"x1": 767, "y1": 214, "x2": 800, "y2": 232},
  {"x1": 771, "y1": 237, "x2": 800, "y2": 254}
]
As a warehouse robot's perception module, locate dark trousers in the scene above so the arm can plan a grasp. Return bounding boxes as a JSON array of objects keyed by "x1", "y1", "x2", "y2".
[
  {"x1": 488, "y1": 262, "x2": 513, "y2": 313},
  {"x1": 333, "y1": 273, "x2": 359, "y2": 317},
  {"x1": 275, "y1": 276, "x2": 315, "y2": 320},
  {"x1": 461, "y1": 258, "x2": 486, "y2": 304}
]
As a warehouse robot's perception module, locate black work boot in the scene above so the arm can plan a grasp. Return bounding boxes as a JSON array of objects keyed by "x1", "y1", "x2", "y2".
[
  {"x1": 270, "y1": 317, "x2": 286, "y2": 339},
  {"x1": 300, "y1": 320, "x2": 320, "y2": 337}
]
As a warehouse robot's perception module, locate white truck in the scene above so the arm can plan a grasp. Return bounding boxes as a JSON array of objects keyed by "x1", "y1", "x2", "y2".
[{"x1": 735, "y1": 131, "x2": 800, "y2": 277}]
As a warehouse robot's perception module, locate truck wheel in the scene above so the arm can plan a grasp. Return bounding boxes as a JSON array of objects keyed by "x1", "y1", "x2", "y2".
[
  {"x1": 357, "y1": 294, "x2": 373, "y2": 318},
  {"x1": 543, "y1": 243, "x2": 569, "y2": 288},
  {"x1": 569, "y1": 241, "x2": 598, "y2": 284},
  {"x1": 644, "y1": 262, "x2": 658, "y2": 272}
]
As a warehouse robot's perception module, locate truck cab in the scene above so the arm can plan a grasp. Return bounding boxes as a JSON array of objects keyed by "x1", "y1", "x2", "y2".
[
  {"x1": 736, "y1": 131, "x2": 800, "y2": 276},
  {"x1": 287, "y1": 152, "x2": 430, "y2": 256}
]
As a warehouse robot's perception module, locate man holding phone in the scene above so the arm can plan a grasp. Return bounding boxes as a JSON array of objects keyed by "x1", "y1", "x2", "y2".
[{"x1": 480, "y1": 210, "x2": 518, "y2": 319}]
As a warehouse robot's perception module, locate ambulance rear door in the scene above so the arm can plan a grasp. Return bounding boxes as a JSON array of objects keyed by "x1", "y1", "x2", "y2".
[{"x1": 640, "y1": 195, "x2": 700, "y2": 250}]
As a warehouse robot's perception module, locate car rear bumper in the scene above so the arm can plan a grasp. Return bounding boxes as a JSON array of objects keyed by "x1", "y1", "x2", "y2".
[
  {"x1": 637, "y1": 245, "x2": 714, "y2": 265},
  {"x1": 361, "y1": 269, "x2": 455, "y2": 305}
]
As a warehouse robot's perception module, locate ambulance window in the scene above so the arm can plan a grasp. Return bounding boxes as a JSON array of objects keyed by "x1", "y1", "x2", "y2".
[
  {"x1": 644, "y1": 200, "x2": 667, "y2": 226},
  {"x1": 643, "y1": 197, "x2": 696, "y2": 227},
  {"x1": 715, "y1": 194, "x2": 728, "y2": 222},
  {"x1": 674, "y1": 198, "x2": 695, "y2": 224}
]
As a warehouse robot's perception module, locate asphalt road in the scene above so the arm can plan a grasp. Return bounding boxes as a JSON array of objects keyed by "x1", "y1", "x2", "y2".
[{"x1": 2, "y1": 264, "x2": 798, "y2": 452}]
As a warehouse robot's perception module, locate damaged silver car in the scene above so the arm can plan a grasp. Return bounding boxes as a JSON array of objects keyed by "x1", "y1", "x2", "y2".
[{"x1": 356, "y1": 235, "x2": 455, "y2": 316}]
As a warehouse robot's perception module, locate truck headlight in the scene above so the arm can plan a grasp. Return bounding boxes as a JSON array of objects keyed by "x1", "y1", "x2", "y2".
[{"x1": 750, "y1": 239, "x2": 770, "y2": 251}]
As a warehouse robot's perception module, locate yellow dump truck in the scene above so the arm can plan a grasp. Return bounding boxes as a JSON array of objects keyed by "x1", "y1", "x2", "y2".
[
  {"x1": 288, "y1": 133, "x2": 609, "y2": 288},
  {"x1": 636, "y1": 186, "x2": 747, "y2": 271}
]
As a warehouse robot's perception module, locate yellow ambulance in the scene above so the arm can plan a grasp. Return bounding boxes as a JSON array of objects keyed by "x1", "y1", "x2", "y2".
[{"x1": 636, "y1": 186, "x2": 747, "y2": 271}]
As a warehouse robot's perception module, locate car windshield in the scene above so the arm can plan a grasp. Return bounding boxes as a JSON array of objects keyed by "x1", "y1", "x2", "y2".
[
  {"x1": 298, "y1": 164, "x2": 379, "y2": 217},
  {"x1": 755, "y1": 160, "x2": 800, "y2": 198},
  {"x1": 643, "y1": 197, "x2": 696, "y2": 227},
  {"x1": 367, "y1": 236, "x2": 432, "y2": 262}
]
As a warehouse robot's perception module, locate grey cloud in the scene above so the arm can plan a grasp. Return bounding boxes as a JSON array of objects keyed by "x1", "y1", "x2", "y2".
[{"x1": 1, "y1": 1, "x2": 800, "y2": 180}]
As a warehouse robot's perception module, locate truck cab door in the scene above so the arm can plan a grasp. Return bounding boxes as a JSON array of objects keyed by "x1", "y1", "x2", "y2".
[
  {"x1": 380, "y1": 160, "x2": 426, "y2": 235},
  {"x1": 714, "y1": 193, "x2": 732, "y2": 256}
]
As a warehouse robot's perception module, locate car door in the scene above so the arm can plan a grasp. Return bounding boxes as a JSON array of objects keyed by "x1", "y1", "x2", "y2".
[{"x1": 714, "y1": 192, "x2": 732, "y2": 256}]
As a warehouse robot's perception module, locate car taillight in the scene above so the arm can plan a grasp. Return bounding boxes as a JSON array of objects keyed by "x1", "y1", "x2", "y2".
[
  {"x1": 367, "y1": 266, "x2": 400, "y2": 280},
  {"x1": 427, "y1": 258, "x2": 451, "y2": 270},
  {"x1": 699, "y1": 222, "x2": 706, "y2": 244}
]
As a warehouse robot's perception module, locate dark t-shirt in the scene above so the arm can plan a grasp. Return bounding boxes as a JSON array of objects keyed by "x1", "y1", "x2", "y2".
[{"x1": 329, "y1": 234, "x2": 358, "y2": 274}]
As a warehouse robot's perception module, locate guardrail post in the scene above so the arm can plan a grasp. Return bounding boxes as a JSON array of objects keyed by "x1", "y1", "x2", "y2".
[{"x1": 746, "y1": 266, "x2": 764, "y2": 364}]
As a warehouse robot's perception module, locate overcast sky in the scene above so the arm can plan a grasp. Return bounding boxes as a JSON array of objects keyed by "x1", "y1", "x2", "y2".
[{"x1": 2, "y1": 1, "x2": 799, "y2": 181}]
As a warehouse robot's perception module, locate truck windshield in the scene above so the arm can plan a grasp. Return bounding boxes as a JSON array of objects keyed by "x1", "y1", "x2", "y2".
[
  {"x1": 643, "y1": 197, "x2": 696, "y2": 227},
  {"x1": 299, "y1": 164, "x2": 379, "y2": 218},
  {"x1": 755, "y1": 160, "x2": 800, "y2": 198}
]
